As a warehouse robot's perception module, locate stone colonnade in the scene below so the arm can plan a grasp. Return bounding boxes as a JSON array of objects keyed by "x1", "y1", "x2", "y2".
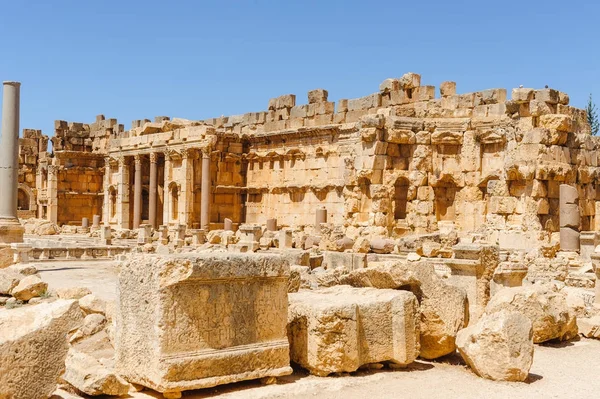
[{"x1": 107, "y1": 146, "x2": 212, "y2": 230}]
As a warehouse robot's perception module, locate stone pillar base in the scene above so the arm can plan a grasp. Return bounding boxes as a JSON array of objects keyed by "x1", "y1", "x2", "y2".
[{"x1": 0, "y1": 218, "x2": 24, "y2": 244}]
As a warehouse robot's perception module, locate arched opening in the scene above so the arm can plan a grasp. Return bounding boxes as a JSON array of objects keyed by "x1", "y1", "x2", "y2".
[
  {"x1": 171, "y1": 185, "x2": 179, "y2": 220},
  {"x1": 393, "y1": 178, "x2": 409, "y2": 220},
  {"x1": 17, "y1": 189, "x2": 30, "y2": 210},
  {"x1": 141, "y1": 188, "x2": 149, "y2": 221}
]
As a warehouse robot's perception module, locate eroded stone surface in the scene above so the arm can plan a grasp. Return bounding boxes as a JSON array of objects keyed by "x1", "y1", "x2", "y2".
[
  {"x1": 0, "y1": 300, "x2": 83, "y2": 399},
  {"x1": 288, "y1": 285, "x2": 419, "y2": 376},
  {"x1": 115, "y1": 253, "x2": 292, "y2": 395},
  {"x1": 485, "y1": 284, "x2": 578, "y2": 343},
  {"x1": 457, "y1": 310, "x2": 534, "y2": 382}
]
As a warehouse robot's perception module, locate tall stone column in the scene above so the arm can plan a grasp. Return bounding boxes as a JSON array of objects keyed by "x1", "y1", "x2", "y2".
[
  {"x1": 163, "y1": 151, "x2": 171, "y2": 225},
  {"x1": 0, "y1": 81, "x2": 24, "y2": 243},
  {"x1": 117, "y1": 156, "x2": 131, "y2": 229},
  {"x1": 133, "y1": 154, "x2": 142, "y2": 229},
  {"x1": 180, "y1": 148, "x2": 195, "y2": 226},
  {"x1": 200, "y1": 148, "x2": 211, "y2": 231},
  {"x1": 149, "y1": 153, "x2": 158, "y2": 228},
  {"x1": 103, "y1": 156, "x2": 111, "y2": 225},
  {"x1": 47, "y1": 165, "x2": 58, "y2": 224}
]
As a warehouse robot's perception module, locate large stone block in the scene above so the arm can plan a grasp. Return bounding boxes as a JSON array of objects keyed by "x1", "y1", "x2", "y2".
[
  {"x1": 485, "y1": 284, "x2": 578, "y2": 343},
  {"x1": 288, "y1": 286, "x2": 419, "y2": 376},
  {"x1": 115, "y1": 253, "x2": 292, "y2": 396},
  {"x1": 0, "y1": 300, "x2": 83, "y2": 399},
  {"x1": 457, "y1": 310, "x2": 534, "y2": 382}
]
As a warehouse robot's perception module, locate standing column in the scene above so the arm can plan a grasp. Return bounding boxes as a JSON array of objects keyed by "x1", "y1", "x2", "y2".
[
  {"x1": 163, "y1": 151, "x2": 171, "y2": 225},
  {"x1": 149, "y1": 153, "x2": 158, "y2": 228},
  {"x1": 200, "y1": 148, "x2": 211, "y2": 231},
  {"x1": 103, "y1": 157, "x2": 111, "y2": 225},
  {"x1": 133, "y1": 154, "x2": 142, "y2": 229},
  {"x1": 117, "y1": 156, "x2": 130, "y2": 229},
  {"x1": 180, "y1": 148, "x2": 195, "y2": 226},
  {"x1": 0, "y1": 81, "x2": 24, "y2": 243}
]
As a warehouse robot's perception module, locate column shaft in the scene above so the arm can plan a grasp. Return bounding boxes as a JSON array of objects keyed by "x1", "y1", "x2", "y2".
[
  {"x1": 133, "y1": 155, "x2": 142, "y2": 229},
  {"x1": 0, "y1": 82, "x2": 20, "y2": 219},
  {"x1": 201, "y1": 150, "x2": 211, "y2": 231},
  {"x1": 149, "y1": 153, "x2": 158, "y2": 228}
]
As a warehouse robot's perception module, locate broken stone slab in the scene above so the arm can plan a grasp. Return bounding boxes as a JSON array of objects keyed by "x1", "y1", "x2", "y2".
[
  {"x1": 288, "y1": 285, "x2": 419, "y2": 376},
  {"x1": 370, "y1": 238, "x2": 395, "y2": 254},
  {"x1": 457, "y1": 310, "x2": 534, "y2": 382},
  {"x1": 485, "y1": 284, "x2": 578, "y2": 343},
  {"x1": 11, "y1": 273, "x2": 48, "y2": 301},
  {"x1": 63, "y1": 347, "x2": 130, "y2": 396},
  {"x1": 338, "y1": 261, "x2": 468, "y2": 359},
  {"x1": 115, "y1": 253, "x2": 292, "y2": 396},
  {"x1": 78, "y1": 293, "x2": 107, "y2": 315},
  {"x1": 0, "y1": 300, "x2": 84, "y2": 399},
  {"x1": 56, "y1": 286, "x2": 92, "y2": 300},
  {"x1": 577, "y1": 315, "x2": 600, "y2": 338}
]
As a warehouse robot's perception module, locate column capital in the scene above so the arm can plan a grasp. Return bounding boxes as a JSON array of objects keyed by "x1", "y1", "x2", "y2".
[
  {"x1": 117, "y1": 155, "x2": 127, "y2": 167},
  {"x1": 201, "y1": 146, "x2": 212, "y2": 157},
  {"x1": 134, "y1": 154, "x2": 142, "y2": 166},
  {"x1": 47, "y1": 165, "x2": 58, "y2": 176},
  {"x1": 149, "y1": 152, "x2": 158, "y2": 163}
]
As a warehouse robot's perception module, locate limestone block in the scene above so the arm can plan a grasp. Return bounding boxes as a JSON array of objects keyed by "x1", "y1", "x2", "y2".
[
  {"x1": 485, "y1": 284, "x2": 578, "y2": 343},
  {"x1": 370, "y1": 238, "x2": 395, "y2": 254},
  {"x1": 0, "y1": 269, "x2": 21, "y2": 295},
  {"x1": 11, "y1": 274, "x2": 47, "y2": 301},
  {"x1": 456, "y1": 310, "x2": 533, "y2": 382},
  {"x1": 560, "y1": 203, "x2": 580, "y2": 228},
  {"x1": 379, "y1": 78, "x2": 399, "y2": 93},
  {"x1": 578, "y1": 315, "x2": 600, "y2": 338},
  {"x1": 0, "y1": 300, "x2": 83, "y2": 399},
  {"x1": 63, "y1": 347, "x2": 130, "y2": 396},
  {"x1": 559, "y1": 184, "x2": 579, "y2": 205},
  {"x1": 338, "y1": 262, "x2": 468, "y2": 359},
  {"x1": 535, "y1": 88, "x2": 559, "y2": 104},
  {"x1": 399, "y1": 72, "x2": 421, "y2": 89},
  {"x1": 529, "y1": 99, "x2": 556, "y2": 116},
  {"x1": 308, "y1": 89, "x2": 329, "y2": 104},
  {"x1": 440, "y1": 81, "x2": 456, "y2": 97},
  {"x1": 288, "y1": 286, "x2": 419, "y2": 376},
  {"x1": 78, "y1": 294, "x2": 107, "y2": 315},
  {"x1": 512, "y1": 88, "x2": 534, "y2": 103},
  {"x1": 115, "y1": 253, "x2": 292, "y2": 395},
  {"x1": 560, "y1": 227, "x2": 580, "y2": 251},
  {"x1": 479, "y1": 88, "x2": 507, "y2": 105},
  {"x1": 539, "y1": 114, "x2": 573, "y2": 132}
]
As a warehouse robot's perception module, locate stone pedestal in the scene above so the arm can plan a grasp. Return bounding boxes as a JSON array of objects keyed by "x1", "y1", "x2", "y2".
[
  {"x1": 0, "y1": 82, "x2": 24, "y2": 245},
  {"x1": 92, "y1": 215, "x2": 101, "y2": 228},
  {"x1": 158, "y1": 225, "x2": 169, "y2": 245},
  {"x1": 580, "y1": 231, "x2": 598, "y2": 262},
  {"x1": 279, "y1": 229, "x2": 293, "y2": 249},
  {"x1": 224, "y1": 218, "x2": 233, "y2": 232},
  {"x1": 137, "y1": 224, "x2": 153, "y2": 245},
  {"x1": 115, "y1": 253, "x2": 292, "y2": 396},
  {"x1": 230, "y1": 224, "x2": 262, "y2": 253},
  {"x1": 190, "y1": 229, "x2": 206, "y2": 246},
  {"x1": 100, "y1": 226, "x2": 112, "y2": 245}
]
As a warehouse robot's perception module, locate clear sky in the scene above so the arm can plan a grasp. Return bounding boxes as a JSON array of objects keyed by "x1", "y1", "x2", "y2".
[{"x1": 1, "y1": 0, "x2": 598, "y2": 137}]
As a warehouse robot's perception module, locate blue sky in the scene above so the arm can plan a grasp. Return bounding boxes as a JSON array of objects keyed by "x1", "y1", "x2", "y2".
[{"x1": 1, "y1": 0, "x2": 598, "y2": 137}]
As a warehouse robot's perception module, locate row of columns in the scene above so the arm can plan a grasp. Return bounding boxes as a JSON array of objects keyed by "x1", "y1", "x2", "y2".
[{"x1": 111, "y1": 148, "x2": 212, "y2": 230}]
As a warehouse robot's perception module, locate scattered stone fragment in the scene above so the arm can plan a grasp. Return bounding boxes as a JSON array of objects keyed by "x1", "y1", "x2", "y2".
[
  {"x1": 57, "y1": 286, "x2": 92, "y2": 300},
  {"x1": 63, "y1": 347, "x2": 130, "y2": 396},
  {"x1": 79, "y1": 294, "x2": 107, "y2": 315},
  {"x1": 485, "y1": 284, "x2": 578, "y2": 343},
  {"x1": 11, "y1": 274, "x2": 48, "y2": 301},
  {"x1": 456, "y1": 310, "x2": 534, "y2": 382},
  {"x1": 0, "y1": 300, "x2": 83, "y2": 399}
]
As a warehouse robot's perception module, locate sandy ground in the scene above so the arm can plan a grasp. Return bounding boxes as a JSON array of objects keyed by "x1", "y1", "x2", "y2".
[{"x1": 36, "y1": 259, "x2": 600, "y2": 399}]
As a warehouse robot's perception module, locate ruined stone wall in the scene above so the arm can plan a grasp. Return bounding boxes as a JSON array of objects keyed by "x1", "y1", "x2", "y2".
[{"x1": 17, "y1": 129, "x2": 48, "y2": 218}]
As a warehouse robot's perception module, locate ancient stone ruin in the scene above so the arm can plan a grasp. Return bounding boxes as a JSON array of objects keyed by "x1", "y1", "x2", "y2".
[{"x1": 2, "y1": 73, "x2": 600, "y2": 398}]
